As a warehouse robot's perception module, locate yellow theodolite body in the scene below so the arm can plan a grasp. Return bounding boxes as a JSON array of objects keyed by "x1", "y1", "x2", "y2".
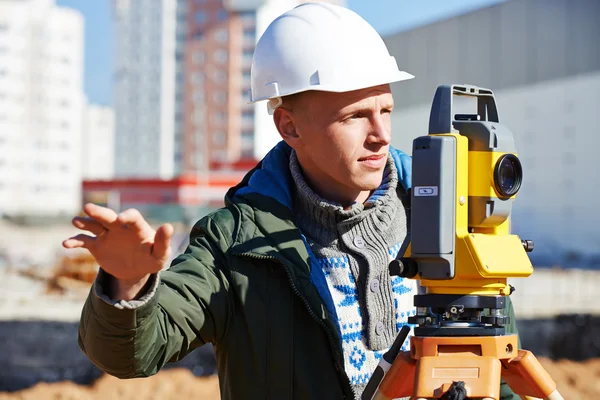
[{"x1": 404, "y1": 85, "x2": 533, "y2": 296}]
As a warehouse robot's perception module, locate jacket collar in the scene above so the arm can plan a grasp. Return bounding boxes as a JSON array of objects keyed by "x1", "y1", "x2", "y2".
[{"x1": 225, "y1": 141, "x2": 412, "y2": 265}]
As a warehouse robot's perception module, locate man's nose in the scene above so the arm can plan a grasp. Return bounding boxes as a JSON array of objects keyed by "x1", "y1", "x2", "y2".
[{"x1": 367, "y1": 114, "x2": 391, "y2": 145}]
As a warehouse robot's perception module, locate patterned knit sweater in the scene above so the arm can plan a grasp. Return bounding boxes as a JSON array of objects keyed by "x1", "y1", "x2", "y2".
[{"x1": 289, "y1": 151, "x2": 418, "y2": 399}]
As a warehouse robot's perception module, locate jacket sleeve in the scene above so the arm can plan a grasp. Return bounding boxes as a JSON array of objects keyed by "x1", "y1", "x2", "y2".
[{"x1": 77, "y1": 212, "x2": 235, "y2": 379}]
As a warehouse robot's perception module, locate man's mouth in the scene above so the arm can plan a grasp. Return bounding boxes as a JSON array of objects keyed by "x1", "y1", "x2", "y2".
[
  {"x1": 359, "y1": 154, "x2": 385, "y2": 161},
  {"x1": 358, "y1": 154, "x2": 387, "y2": 168}
]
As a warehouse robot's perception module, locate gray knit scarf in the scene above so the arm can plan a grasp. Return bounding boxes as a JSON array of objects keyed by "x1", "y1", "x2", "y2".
[{"x1": 289, "y1": 150, "x2": 413, "y2": 398}]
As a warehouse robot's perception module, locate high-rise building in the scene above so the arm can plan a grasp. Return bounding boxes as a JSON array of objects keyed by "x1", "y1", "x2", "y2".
[
  {"x1": 183, "y1": 0, "x2": 347, "y2": 170},
  {"x1": 0, "y1": 0, "x2": 85, "y2": 218},
  {"x1": 82, "y1": 104, "x2": 115, "y2": 180},
  {"x1": 112, "y1": 0, "x2": 345, "y2": 180},
  {"x1": 112, "y1": 0, "x2": 178, "y2": 179}
]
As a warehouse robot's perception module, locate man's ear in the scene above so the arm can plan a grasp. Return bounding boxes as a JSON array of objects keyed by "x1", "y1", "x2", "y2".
[{"x1": 273, "y1": 107, "x2": 300, "y2": 146}]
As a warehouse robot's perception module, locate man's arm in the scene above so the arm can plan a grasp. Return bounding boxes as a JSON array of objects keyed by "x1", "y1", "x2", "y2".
[{"x1": 77, "y1": 212, "x2": 235, "y2": 378}]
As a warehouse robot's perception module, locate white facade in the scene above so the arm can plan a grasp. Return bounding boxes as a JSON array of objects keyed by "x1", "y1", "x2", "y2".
[
  {"x1": 0, "y1": 0, "x2": 85, "y2": 217},
  {"x1": 82, "y1": 104, "x2": 115, "y2": 180},
  {"x1": 113, "y1": 0, "x2": 177, "y2": 179},
  {"x1": 390, "y1": 71, "x2": 600, "y2": 267},
  {"x1": 173, "y1": 0, "x2": 187, "y2": 175}
]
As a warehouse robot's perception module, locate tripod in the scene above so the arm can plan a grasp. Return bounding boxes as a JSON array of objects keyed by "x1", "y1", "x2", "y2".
[{"x1": 363, "y1": 293, "x2": 563, "y2": 400}]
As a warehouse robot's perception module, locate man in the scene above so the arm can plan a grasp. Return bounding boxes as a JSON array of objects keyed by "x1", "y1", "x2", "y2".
[{"x1": 64, "y1": 3, "x2": 519, "y2": 399}]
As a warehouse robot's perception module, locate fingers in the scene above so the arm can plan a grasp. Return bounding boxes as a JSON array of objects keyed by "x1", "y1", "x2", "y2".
[
  {"x1": 62, "y1": 234, "x2": 96, "y2": 249},
  {"x1": 83, "y1": 203, "x2": 119, "y2": 229},
  {"x1": 117, "y1": 208, "x2": 153, "y2": 236},
  {"x1": 72, "y1": 216, "x2": 106, "y2": 236},
  {"x1": 152, "y1": 223, "x2": 174, "y2": 261}
]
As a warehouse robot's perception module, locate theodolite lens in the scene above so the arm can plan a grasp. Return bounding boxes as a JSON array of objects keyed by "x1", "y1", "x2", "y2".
[{"x1": 494, "y1": 154, "x2": 522, "y2": 198}]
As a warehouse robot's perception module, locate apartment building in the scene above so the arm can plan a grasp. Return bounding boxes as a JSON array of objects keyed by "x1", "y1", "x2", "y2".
[{"x1": 0, "y1": 0, "x2": 85, "y2": 218}]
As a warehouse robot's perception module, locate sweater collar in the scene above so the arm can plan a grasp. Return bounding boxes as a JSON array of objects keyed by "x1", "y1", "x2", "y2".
[{"x1": 289, "y1": 149, "x2": 399, "y2": 228}]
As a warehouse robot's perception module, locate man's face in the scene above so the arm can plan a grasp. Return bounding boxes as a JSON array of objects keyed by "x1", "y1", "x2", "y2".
[{"x1": 276, "y1": 84, "x2": 394, "y2": 205}]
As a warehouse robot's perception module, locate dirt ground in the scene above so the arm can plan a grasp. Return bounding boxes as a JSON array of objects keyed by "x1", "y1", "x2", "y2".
[{"x1": 1, "y1": 357, "x2": 599, "y2": 400}]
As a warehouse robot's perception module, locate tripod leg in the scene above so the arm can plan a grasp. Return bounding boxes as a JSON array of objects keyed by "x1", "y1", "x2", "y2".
[
  {"x1": 521, "y1": 389, "x2": 564, "y2": 400},
  {"x1": 545, "y1": 389, "x2": 564, "y2": 400},
  {"x1": 501, "y1": 350, "x2": 563, "y2": 400},
  {"x1": 372, "y1": 352, "x2": 416, "y2": 399}
]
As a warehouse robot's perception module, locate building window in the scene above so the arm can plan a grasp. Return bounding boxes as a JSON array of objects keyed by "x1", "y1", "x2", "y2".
[
  {"x1": 241, "y1": 130, "x2": 254, "y2": 156},
  {"x1": 212, "y1": 150, "x2": 227, "y2": 162},
  {"x1": 193, "y1": 109, "x2": 204, "y2": 123},
  {"x1": 243, "y1": 27, "x2": 255, "y2": 40},
  {"x1": 217, "y1": 9, "x2": 228, "y2": 21},
  {"x1": 192, "y1": 50, "x2": 205, "y2": 64},
  {"x1": 213, "y1": 131, "x2": 226, "y2": 145},
  {"x1": 191, "y1": 72, "x2": 204, "y2": 84},
  {"x1": 214, "y1": 49, "x2": 227, "y2": 64},
  {"x1": 195, "y1": 11, "x2": 207, "y2": 24},
  {"x1": 242, "y1": 110, "x2": 254, "y2": 123},
  {"x1": 193, "y1": 90, "x2": 204, "y2": 103},
  {"x1": 241, "y1": 129, "x2": 253, "y2": 139},
  {"x1": 214, "y1": 91, "x2": 226, "y2": 104},
  {"x1": 242, "y1": 69, "x2": 251, "y2": 82},
  {"x1": 241, "y1": 148, "x2": 254, "y2": 159},
  {"x1": 242, "y1": 48, "x2": 253, "y2": 62},
  {"x1": 214, "y1": 28, "x2": 228, "y2": 43},
  {"x1": 240, "y1": 11, "x2": 255, "y2": 23},
  {"x1": 215, "y1": 112, "x2": 226, "y2": 123},
  {"x1": 241, "y1": 89, "x2": 251, "y2": 103},
  {"x1": 213, "y1": 70, "x2": 226, "y2": 83}
]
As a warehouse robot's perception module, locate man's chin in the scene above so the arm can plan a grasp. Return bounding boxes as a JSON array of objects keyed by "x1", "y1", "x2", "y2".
[
  {"x1": 356, "y1": 171, "x2": 386, "y2": 191},
  {"x1": 355, "y1": 180, "x2": 384, "y2": 192}
]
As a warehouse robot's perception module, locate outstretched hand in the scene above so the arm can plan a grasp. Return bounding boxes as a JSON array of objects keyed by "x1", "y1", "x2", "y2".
[{"x1": 62, "y1": 203, "x2": 174, "y2": 285}]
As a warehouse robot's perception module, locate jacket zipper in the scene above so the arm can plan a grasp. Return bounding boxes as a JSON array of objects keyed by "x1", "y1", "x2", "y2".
[{"x1": 237, "y1": 252, "x2": 352, "y2": 396}]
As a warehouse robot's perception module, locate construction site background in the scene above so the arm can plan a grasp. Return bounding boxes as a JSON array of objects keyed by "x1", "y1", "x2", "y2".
[{"x1": 0, "y1": 218, "x2": 599, "y2": 399}]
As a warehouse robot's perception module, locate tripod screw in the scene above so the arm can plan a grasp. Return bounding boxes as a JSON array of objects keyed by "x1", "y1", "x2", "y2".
[{"x1": 506, "y1": 343, "x2": 514, "y2": 355}]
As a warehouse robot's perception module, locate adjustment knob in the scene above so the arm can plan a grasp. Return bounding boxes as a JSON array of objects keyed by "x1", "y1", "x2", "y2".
[{"x1": 522, "y1": 240, "x2": 534, "y2": 252}]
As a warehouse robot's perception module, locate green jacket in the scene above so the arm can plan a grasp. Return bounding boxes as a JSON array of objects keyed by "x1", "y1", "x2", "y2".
[{"x1": 78, "y1": 143, "x2": 520, "y2": 399}]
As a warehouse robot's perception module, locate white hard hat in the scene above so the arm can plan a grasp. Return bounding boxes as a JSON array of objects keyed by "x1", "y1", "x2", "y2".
[{"x1": 250, "y1": 2, "x2": 415, "y2": 114}]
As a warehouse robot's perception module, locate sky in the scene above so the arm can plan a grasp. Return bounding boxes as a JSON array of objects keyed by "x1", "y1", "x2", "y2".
[{"x1": 56, "y1": 0, "x2": 506, "y2": 106}]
